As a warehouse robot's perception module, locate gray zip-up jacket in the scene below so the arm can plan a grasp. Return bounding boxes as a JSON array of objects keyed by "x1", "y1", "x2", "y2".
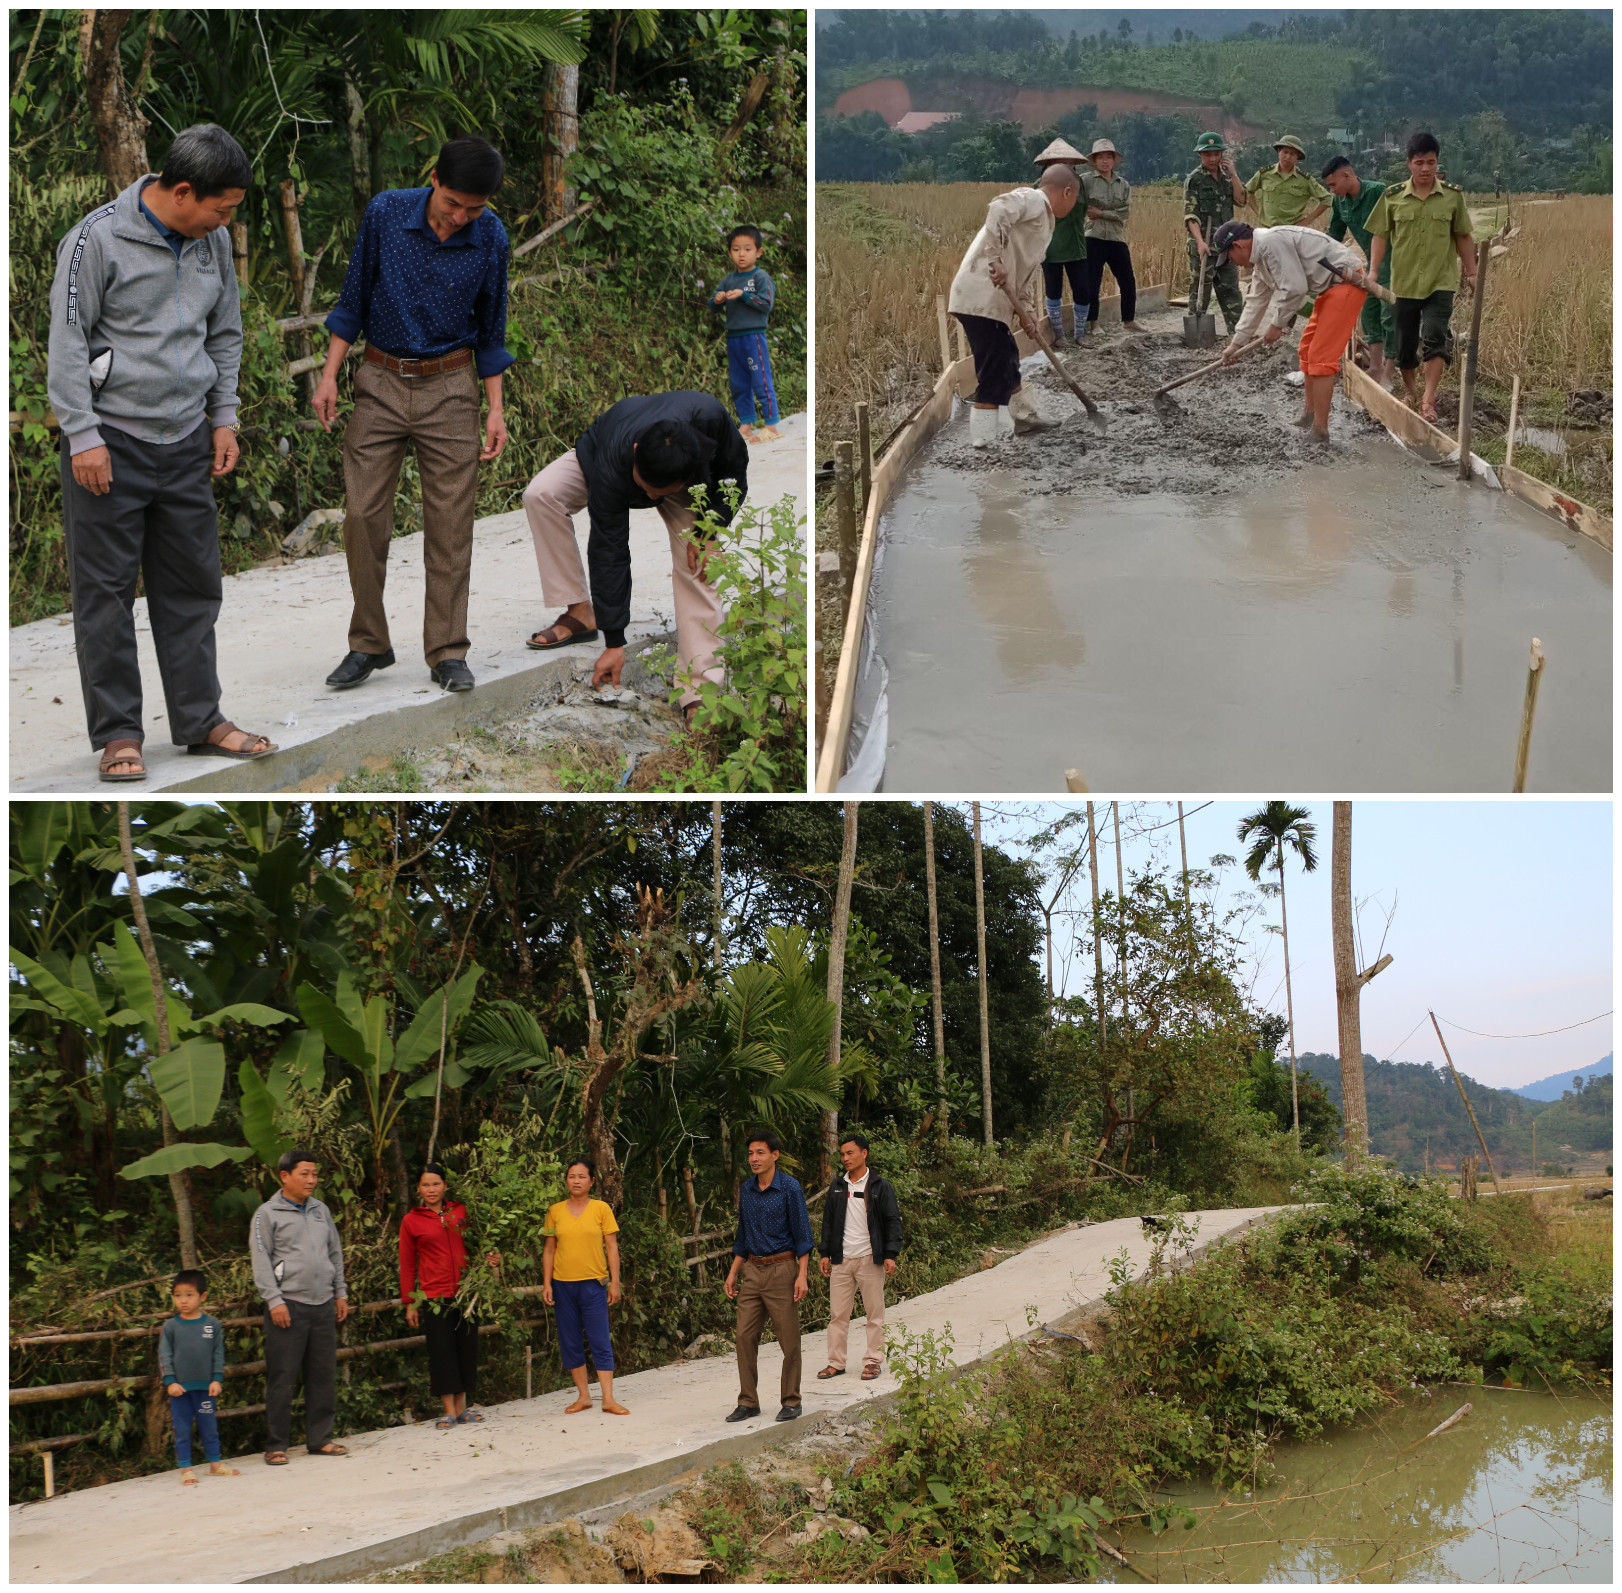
[
  {"x1": 47, "y1": 174, "x2": 242, "y2": 456},
  {"x1": 250, "y1": 1192, "x2": 347, "y2": 1309}
]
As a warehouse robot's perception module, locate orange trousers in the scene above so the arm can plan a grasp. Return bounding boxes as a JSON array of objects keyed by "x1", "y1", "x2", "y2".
[{"x1": 1297, "y1": 283, "x2": 1368, "y2": 377}]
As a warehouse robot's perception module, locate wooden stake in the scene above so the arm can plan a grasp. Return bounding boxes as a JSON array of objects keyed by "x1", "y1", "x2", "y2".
[
  {"x1": 229, "y1": 219, "x2": 249, "y2": 287},
  {"x1": 525, "y1": 1345, "x2": 533, "y2": 1401},
  {"x1": 43, "y1": 1450, "x2": 54, "y2": 1497},
  {"x1": 834, "y1": 441, "x2": 857, "y2": 597},
  {"x1": 1504, "y1": 375, "x2": 1522, "y2": 472},
  {"x1": 1456, "y1": 235, "x2": 1495, "y2": 481},
  {"x1": 936, "y1": 294, "x2": 951, "y2": 374},
  {"x1": 1064, "y1": 769, "x2": 1088, "y2": 792},
  {"x1": 1429, "y1": 1010, "x2": 1504, "y2": 1195},
  {"x1": 1512, "y1": 638, "x2": 1544, "y2": 793},
  {"x1": 855, "y1": 401, "x2": 872, "y2": 514}
]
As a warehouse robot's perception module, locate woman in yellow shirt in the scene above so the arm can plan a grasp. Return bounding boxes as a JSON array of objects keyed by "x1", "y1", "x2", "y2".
[{"x1": 542, "y1": 1158, "x2": 628, "y2": 1415}]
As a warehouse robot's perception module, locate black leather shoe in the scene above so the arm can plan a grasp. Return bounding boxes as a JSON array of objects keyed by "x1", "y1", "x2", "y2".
[
  {"x1": 724, "y1": 1404, "x2": 761, "y2": 1423},
  {"x1": 775, "y1": 1404, "x2": 802, "y2": 1423},
  {"x1": 325, "y1": 648, "x2": 395, "y2": 688},
  {"x1": 430, "y1": 659, "x2": 474, "y2": 693}
]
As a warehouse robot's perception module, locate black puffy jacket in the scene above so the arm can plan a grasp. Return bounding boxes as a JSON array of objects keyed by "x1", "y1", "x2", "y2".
[{"x1": 819, "y1": 1171, "x2": 903, "y2": 1265}]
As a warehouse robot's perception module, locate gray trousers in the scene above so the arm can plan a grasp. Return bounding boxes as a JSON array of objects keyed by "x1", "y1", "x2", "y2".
[
  {"x1": 263, "y1": 1298, "x2": 338, "y2": 1454},
  {"x1": 60, "y1": 421, "x2": 225, "y2": 749}
]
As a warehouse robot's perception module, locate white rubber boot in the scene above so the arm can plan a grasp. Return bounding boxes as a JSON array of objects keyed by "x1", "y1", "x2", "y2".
[
  {"x1": 969, "y1": 406, "x2": 1000, "y2": 449},
  {"x1": 1009, "y1": 386, "x2": 1058, "y2": 435},
  {"x1": 997, "y1": 405, "x2": 1015, "y2": 436}
]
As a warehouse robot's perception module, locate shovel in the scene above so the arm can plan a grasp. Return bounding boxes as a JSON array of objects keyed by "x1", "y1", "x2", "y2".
[
  {"x1": 1001, "y1": 281, "x2": 1107, "y2": 433},
  {"x1": 1152, "y1": 339, "x2": 1266, "y2": 414},
  {"x1": 1182, "y1": 234, "x2": 1217, "y2": 348}
]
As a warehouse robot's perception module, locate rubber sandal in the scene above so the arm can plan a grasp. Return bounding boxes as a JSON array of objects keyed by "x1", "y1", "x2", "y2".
[
  {"x1": 436, "y1": 1417, "x2": 456, "y2": 1429},
  {"x1": 98, "y1": 739, "x2": 146, "y2": 783},
  {"x1": 306, "y1": 1443, "x2": 347, "y2": 1456},
  {"x1": 861, "y1": 1365, "x2": 881, "y2": 1380},
  {"x1": 817, "y1": 1366, "x2": 845, "y2": 1379},
  {"x1": 265, "y1": 1451, "x2": 289, "y2": 1465},
  {"x1": 456, "y1": 1411, "x2": 485, "y2": 1423},
  {"x1": 527, "y1": 612, "x2": 600, "y2": 651},
  {"x1": 187, "y1": 721, "x2": 277, "y2": 760}
]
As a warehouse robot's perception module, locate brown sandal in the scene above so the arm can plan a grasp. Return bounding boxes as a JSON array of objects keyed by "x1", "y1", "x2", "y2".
[
  {"x1": 817, "y1": 1366, "x2": 845, "y2": 1379},
  {"x1": 265, "y1": 1451, "x2": 289, "y2": 1465},
  {"x1": 98, "y1": 739, "x2": 146, "y2": 783},
  {"x1": 187, "y1": 721, "x2": 277, "y2": 760},
  {"x1": 307, "y1": 1442, "x2": 348, "y2": 1456},
  {"x1": 861, "y1": 1365, "x2": 881, "y2": 1380},
  {"x1": 527, "y1": 612, "x2": 600, "y2": 651}
]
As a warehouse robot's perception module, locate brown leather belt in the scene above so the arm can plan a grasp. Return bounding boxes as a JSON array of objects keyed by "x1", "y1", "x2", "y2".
[
  {"x1": 364, "y1": 345, "x2": 472, "y2": 377},
  {"x1": 746, "y1": 1251, "x2": 793, "y2": 1266}
]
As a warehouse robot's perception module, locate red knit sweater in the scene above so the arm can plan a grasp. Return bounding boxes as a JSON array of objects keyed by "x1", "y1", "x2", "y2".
[{"x1": 398, "y1": 1201, "x2": 468, "y2": 1302}]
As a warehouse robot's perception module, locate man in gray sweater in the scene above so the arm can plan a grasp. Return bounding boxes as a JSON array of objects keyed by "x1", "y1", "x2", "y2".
[
  {"x1": 251, "y1": 1148, "x2": 350, "y2": 1463},
  {"x1": 47, "y1": 123, "x2": 277, "y2": 783}
]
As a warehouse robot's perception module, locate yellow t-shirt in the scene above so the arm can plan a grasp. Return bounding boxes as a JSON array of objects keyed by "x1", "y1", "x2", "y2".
[{"x1": 547, "y1": 1199, "x2": 619, "y2": 1282}]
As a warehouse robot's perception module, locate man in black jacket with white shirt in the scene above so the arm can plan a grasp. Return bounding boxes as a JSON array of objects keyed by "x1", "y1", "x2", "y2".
[
  {"x1": 816, "y1": 1132, "x2": 903, "y2": 1381},
  {"x1": 521, "y1": 391, "x2": 748, "y2": 725}
]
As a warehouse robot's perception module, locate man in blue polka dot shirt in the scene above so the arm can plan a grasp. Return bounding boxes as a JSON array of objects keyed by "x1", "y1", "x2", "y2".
[{"x1": 314, "y1": 135, "x2": 514, "y2": 695}]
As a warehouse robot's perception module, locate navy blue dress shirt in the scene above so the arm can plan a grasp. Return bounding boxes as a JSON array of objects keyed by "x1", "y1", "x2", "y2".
[
  {"x1": 733, "y1": 1168, "x2": 814, "y2": 1259},
  {"x1": 138, "y1": 184, "x2": 186, "y2": 259},
  {"x1": 325, "y1": 187, "x2": 514, "y2": 379}
]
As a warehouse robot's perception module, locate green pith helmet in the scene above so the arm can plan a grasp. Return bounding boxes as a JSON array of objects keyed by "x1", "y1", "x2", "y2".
[
  {"x1": 1195, "y1": 131, "x2": 1227, "y2": 153},
  {"x1": 1274, "y1": 134, "x2": 1306, "y2": 155}
]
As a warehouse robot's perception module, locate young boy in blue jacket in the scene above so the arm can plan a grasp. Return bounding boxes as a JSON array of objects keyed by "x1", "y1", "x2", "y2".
[
  {"x1": 161, "y1": 1270, "x2": 238, "y2": 1484},
  {"x1": 711, "y1": 226, "x2": 779, "y2": 443}
]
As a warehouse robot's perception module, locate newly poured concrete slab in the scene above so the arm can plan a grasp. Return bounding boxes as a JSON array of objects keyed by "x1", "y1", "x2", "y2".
[
  {"x1": 10, "y1": 416, "x2": 806, "y2": 793},
  {"x1": 875, "y1": 408, "x2": 1609, "y2": 793},
  {"x1": 9, "y1": 1206, "x2": 1285, "y2": 1584}
]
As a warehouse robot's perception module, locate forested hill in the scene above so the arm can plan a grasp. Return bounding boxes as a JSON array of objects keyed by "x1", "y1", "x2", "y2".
[
  {"x1": 1513, "y1": 1053, "x2": 1613, "y2": 1102},
  {"x1": 1297, "y1": 1054, "x2": 1613, "y2": 1174}
]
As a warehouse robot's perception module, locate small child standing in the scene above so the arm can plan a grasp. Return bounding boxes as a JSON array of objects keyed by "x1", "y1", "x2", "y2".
[
  {"x1": 712, "y1": 225, "x2": 780, "y2": 443},
  {"x1": 161, "y1": 1270, "x2": 237, "y2": 1485}
]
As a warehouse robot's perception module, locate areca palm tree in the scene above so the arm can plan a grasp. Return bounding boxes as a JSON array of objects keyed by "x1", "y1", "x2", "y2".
[{"x1": 1238, "y1": 802, "x2": 1318, "y2": 1149}]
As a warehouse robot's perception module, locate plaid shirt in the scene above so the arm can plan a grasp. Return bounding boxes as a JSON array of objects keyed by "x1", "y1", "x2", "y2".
[{"x1": 733, "y1": 1168, "x2": 813, "y2": 1259}]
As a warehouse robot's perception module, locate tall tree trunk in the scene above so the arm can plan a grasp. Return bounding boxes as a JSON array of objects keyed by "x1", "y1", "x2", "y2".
[
  {"x1": 823, "y1": 801, "x2": 858, "y2": 1178},
  {"x1": 81, "y1": 10, "x2": 150, "y2": 196},
  {"x1": 116, "y1": 802, "x2": 198, "y2": 1269},
  {"x1": 1177, "y1": 801, "x2": 1192, "y2": 950},
  {"x1": 1113, "y1": 802, "x2": 1131, "y2": 1146},
  {"x1": 922, "y1": 802, "x2": 948, "y2": 1146},
  {"x1": 972, "y1": 802, "x2": 993, "y2": 1145},
  {"x1": 1086, "y1": 802, "x2": 1107, "y2": 1138},
  {"x1": 1279, "y1": 852, "x2": 1301, "y2": 1151},
  {"x1": 344, "y1": 77, "x2": 371, "y2": 215},
  {"x1": 540, "y1": 63, "x2": 579, "y2": 223},
  {"x1": 711, "y1": 801, "x2": 725, "y2": 963}
]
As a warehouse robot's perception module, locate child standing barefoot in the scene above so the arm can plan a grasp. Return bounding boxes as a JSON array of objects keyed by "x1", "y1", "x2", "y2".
[
  {"x1": 162, "y1": 1270, "x2": 239, "y2": 1484},
  {"x1": 712, "y1": 226, "x2": 780, "y2": 443}
]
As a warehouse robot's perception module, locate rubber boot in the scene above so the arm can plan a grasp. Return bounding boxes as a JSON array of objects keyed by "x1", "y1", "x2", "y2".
[
  {"x1": 969, "y1": 406, "x2": 1000, "y2": 449},
  {"x1": 1009, "y1": 386, "x2": 1058, "y2": 436},
  {"x1": 997, "y1": 405, "x2": 1015, "y2": 436},
  {"x1": 1045, "y1": 297, "x2": 1064, "y2": 345}
]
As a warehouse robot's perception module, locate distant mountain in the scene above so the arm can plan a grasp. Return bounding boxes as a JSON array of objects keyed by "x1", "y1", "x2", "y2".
[
  {"x1": 815, "y1": 9, "x2": 1329, "y2": 43},
  {"x1": 1510, "y1": 1054, "x2": 1612, "y2": 1103}
]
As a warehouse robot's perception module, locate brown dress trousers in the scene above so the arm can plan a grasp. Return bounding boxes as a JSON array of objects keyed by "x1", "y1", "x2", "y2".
[
  {"x1": 734, "y1": 1254, "x2": 802, "y2": 1409},
  {"x1": 342, "y1": 358, "x2": 481, "y2": 665}
]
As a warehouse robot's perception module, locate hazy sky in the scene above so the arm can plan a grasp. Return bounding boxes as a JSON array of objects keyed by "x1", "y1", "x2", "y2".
[{"x1": 974, "y1": 800, "x2": 1612, "y2": 1091}]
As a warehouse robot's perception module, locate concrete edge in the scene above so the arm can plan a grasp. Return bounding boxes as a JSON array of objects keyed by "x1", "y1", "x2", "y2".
[{"x1": 162, "y1": 633, "x2": 677, "y2": 794}]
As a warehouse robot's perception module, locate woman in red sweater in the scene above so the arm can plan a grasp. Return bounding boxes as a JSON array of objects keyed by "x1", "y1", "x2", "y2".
[{"x1": 400, "y1": 1165, "x2": 487, "y2": 1428}]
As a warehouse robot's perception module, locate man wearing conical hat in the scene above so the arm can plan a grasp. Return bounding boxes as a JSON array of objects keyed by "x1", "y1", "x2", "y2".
[
  {"x1": 1033, "y1": 137, "x2": 1090, "y2": 345},
  {"x1": 1183, "y1": 132, "x2": 1247, "y2": 337},
  {"x1": 1247, "y1": 136, "x2": 1330, "y2": 227},
  {"x1": 1079, "y1": 138, "x2": 1137, "y2": 333}
]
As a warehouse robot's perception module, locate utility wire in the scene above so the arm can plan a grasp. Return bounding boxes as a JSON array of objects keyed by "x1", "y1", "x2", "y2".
[{"x1": 1434, "y1": 1010, "x2": 1612, "y2": 1040}]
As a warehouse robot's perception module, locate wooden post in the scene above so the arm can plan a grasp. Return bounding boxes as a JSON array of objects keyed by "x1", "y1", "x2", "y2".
[
  {"x1": 1064, "y1": 769, "x2": 1088, "y2": 792},
  {"x1": 1532, "y1": 1116, "x2": 1537, "y2": 1180},
  {"x1": 230, "y1": 220, "x2": 249, "y2": 287},
  {"x1": 1456, "y1": 236, "x2": 1494, "y2": 481},
  {"x1": 1429, "y1": 1011, "x2": 1504, "y2": 1196},
  {"x1": 834, "y1": 440, "x2": 857, "y2": 596},
  {"x1": 936, "y1": 294, "x2": 951, "y2": 374},
  {"x1": 43, "y1": 1450, "x2": 54, "y2": 1498},
  {"x1": 278, "y1": 178, "x2": 314, "y2": 399},
  {"x1": 972, "y1": 800, "x2": 993, "y2": 1146},
  {"x1": 855, "y1": 401, "x2": 872, "y2": 514},
  {"x1": 1512, "y1": 638, "x2": 1544, "y2": 793},
  {"x1": 954, "y1": 318, "x2": 967, "y2": 364},
  {"x1": 1504, "y1": 375, "x2": 1521, "y2": 472},
  {"x1": 525, "y1": 1345, "x2": 533, "y2": 1400}
]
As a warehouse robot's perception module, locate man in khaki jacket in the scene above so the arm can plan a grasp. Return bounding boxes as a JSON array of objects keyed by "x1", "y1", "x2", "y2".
[{"x1": 947, "y1": 165, "x2": 1081, "y2": 448}]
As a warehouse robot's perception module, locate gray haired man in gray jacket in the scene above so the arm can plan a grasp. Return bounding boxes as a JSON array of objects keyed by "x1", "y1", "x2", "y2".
[
  {"x1": 46, "y1": 123, "x2": 277, "y2": 784},
  {"x1": 251, "y1": 1148, "x2": 350, "y2": 1463}
]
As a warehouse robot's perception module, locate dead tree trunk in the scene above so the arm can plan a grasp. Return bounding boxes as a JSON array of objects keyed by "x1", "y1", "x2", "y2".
[
  {"x1": 81, "y1": 10, "x2": 150, "y2": 196},
  {"x1": 540, "y1": 63, "x2": 579, "y2": 223},
  {"x1": 1331, "y1": 802, "x2": 1393, "y2": 1166}
]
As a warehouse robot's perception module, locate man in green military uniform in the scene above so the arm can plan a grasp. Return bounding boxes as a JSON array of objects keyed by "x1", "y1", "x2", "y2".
[
  {"x1": 1247, "y1": 136, "x2": 1330, "y2": 227},
  {"x1": 1182, "y1": 132, "x2": 1247, "y2": 336},
  {"x1": 1366, "y1": 131, "x2": 1477, "y2": 424},
  {"x1": 1323, "y1": 154, "x2": 1395, "y2": 388}
]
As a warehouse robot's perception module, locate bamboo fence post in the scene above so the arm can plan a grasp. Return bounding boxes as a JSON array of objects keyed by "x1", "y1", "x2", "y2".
[
  {"x1": 43, "y1": 1450, "x2": 54, "y2": 1497},
  {"x1": 855, "y1": 401, "x2": 872, "y2": 513},
  {"x1": 936, "y1": 294, "x2": 951, "y2": 373},
  {"x1": 1456, "y1": 235, "x2": 1495, "y2": 481},
  {"x1": 1503, "y1": 375, "x2": 1521, "y2": 471},
  {"x1": 834, "y1": 440, "x2": 857, "y2": 597},
  {"x1": 1512, "y1": 638, "x2": 1544, "y2": 793},
  {"x1": 525, "y1": 1346, "x2": 533, "y2": 1400},
  {"x1": 1064, "y1": 769, "x2": 1088, "y2": 792},
  {"x1": 1429, "y1": 1011, "x2": 1504, "y2": 1195}
]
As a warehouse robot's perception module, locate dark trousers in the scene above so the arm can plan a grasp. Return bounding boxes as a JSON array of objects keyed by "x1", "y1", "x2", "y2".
[
  {"x1": 169, "y1": 1389, "x2": 221, "y2": 1467},
  {"x1": 422, "y1": 1303, "x2": 480, "y2": 1397},
  {"x1": 552, "y1": 1278, "x2": 615, "y2": 1372},
  {"x1": 1084, "y1": 239, "x2": 1137, "y2": 324},
  {"x1": 1394, "y1": 290, "x2": 1456, "y2": 371},
  {"x1": 1042, "y1": 258, "x2": 1089, "y2": 310},
  {"x1": 735, "y1": 1255, "x2": 802, "y2": 1409},
  {"x1": 954, "y1": 312, "x2": 1022, "y2": 408},
  {"x1": 60, "y1": 421, "x2": 225, "y2": 750},
  {"x1": 263, "y1": 1298, "x2": 337, "y2": 1454}
]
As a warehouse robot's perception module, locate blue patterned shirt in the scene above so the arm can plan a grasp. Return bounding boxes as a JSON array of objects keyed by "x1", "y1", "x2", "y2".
[
  {"x1": 325, "y1": 187, "x2": 514, "y2": 379},
  {"x1": 733, "y1": 1167, "x2": 813, "y2": 1259}
]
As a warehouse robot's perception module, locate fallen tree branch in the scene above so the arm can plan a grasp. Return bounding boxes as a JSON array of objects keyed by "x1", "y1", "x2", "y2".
[{"x1": 512, "y1": 197, "x2": 597, "y2": 259}]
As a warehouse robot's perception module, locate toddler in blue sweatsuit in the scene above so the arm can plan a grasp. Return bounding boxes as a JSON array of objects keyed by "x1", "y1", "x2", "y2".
[
  {"x1": 712, "y1": 225, "x2": 779, "y2": 442},
  {"x1": 161, "y1": 1270, "x2": 238, "y2": 1484}
]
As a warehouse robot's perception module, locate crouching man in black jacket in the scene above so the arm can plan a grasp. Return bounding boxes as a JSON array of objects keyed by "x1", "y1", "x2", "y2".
[
  {"x1": 521, "y1": 391, "x2": 749, "y2": 725},
  {"x1": 816, "y1": 1132, "x2": 903, "y2": 1382}
]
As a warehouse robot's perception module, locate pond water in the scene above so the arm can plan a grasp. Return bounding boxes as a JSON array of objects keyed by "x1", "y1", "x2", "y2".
[{"x1": 1100, "y1": 1388, "x2": 1611, "y2": 1583}]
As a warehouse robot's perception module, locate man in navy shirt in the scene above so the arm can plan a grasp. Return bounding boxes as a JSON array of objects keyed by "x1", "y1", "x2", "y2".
[
  {"x1": 722, "y1": 1128, "x2": 813, "y2": 1423},
  {"x1": 313, "y1": 135, "x2": 514, "y2": 695}
]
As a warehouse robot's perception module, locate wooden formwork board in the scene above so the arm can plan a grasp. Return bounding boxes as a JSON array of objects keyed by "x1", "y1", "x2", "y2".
[{"x1": 1499, "y1": 462, "x2": 1612, "y2": 551}]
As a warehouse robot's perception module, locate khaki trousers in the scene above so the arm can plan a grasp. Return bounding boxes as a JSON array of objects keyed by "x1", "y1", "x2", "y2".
[
  {"x1": 826, "y1": 1256, "x2": 887, "y2": 1371},
  {"x1": 734, "y1": 1256, "x2": 801, "y2": 1408},
  {"x1": 342, "y1": 359, "x2": 481, "y2": 666},
  {"x1": 521, "y1": 450, "x2": 725, "y2": 708}
]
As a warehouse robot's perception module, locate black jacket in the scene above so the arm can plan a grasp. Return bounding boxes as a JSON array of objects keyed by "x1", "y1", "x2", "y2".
[
  {"x1": 573, "y1": 391, "x2": 749, "y2": 647},
  {"x1": 819, "y1": 1170, "x2": 903, "y2": 1265}
]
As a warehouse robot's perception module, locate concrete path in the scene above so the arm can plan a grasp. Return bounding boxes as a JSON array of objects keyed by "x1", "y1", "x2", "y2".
[
  {"x1": 9, "y1": 1205, "x2": 1285, "y2": 1584},
  {"x1": 9, "y1": 416, "x2": 806, "y2": 793}
]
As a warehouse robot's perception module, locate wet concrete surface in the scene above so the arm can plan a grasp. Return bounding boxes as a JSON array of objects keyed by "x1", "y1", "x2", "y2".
[{"x1": 872, "y1": 320, "x2": 1610, "y2": 792}]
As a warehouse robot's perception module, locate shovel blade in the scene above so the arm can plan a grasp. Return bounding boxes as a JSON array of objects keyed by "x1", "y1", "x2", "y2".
[{"x1": 1181, "y1": 313, "x2": 1218, "y2": 349}]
